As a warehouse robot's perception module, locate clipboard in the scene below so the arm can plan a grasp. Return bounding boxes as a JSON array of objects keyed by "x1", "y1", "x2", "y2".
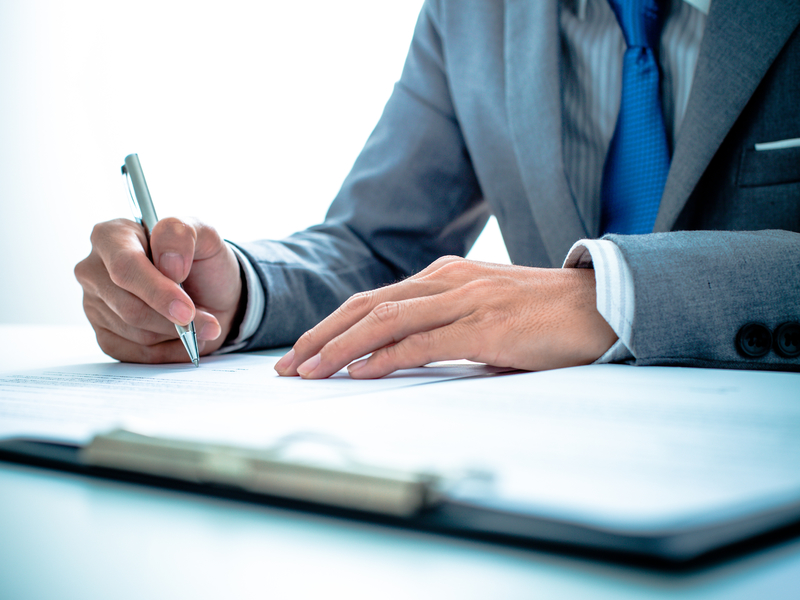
[
  {"x1": 3, "y1": 425, "x2": 800, "y2": 569},
  {"x1": 3, "y1": 357, "x2": 800, "y2": 569}
]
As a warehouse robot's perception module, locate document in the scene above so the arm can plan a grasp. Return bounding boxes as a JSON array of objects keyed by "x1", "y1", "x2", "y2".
[
  {"x1": 3, "y1": 348, "x2": 800, "y2": 560},
  {"x1": 124, "y1": 364, "x2": 800, "y2": 533},
  {"x1": 0, "y1": 352, "x2": 504, "y2": 445}
]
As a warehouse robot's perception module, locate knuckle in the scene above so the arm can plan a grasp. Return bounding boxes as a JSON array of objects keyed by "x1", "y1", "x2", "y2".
[
  {"x1": 74, "y1": 254, "x2": 105, "y2": 288},
  {"x1": 431, "y1": 255, "x2": 462, "y2": 268},
  {"x1": 460, "y1": 278, "x2": 494, "y2": 296},
  {"x1": 107, "y1": 252, "x2": 139, "y2": 289},
  {"x1": 406, "y1": 331, "x2": 437, "y2": 362},
  {"x1": 192, "y1": 219, "x2": 216, "y2": 242},
  {"x1": 296, "y1": 327, "x2": 318, "y2": 348},
  {"x1": 155, "y1": 216, "x2": 183, "y2": 230},
  {"x1": 73, "y1": 258, "x2": 90, "y2": 285},
  {"x1": 90, "y1": 218, "x2": 129, "y2": 246},
  {"x1": 375, "y1": 342, "x2": 403, "y2": 366},
  {"x1": 433, "y1": 258, "x2": 472, "y2": 279},
  {"x1": 94, "y1": 329, "x2": 120, "y2": 359},
  {"x1": 192, "y1": 220, "x2": 221, "y2": 257},
  {"x1": 371, "y1": 301, "x2": 402, "y2": 325},
  {"x1": 343, "y1": 290, "x2": 375, "y2": 314},
  {"x1": 153, "y1": 217, "x2": 195, "y2": 243},
  {"x1": 89, "y1": 222, "x2": 109, "y2": 246}
]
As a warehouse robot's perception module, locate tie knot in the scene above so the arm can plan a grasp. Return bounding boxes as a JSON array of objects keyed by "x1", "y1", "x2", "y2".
[{"x1": 607, "y1": 0, "x2": 666, "y2": 49}]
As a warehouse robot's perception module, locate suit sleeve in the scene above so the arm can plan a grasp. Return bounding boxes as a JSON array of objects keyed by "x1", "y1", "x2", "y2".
[
  {"x1": 234, "y1": 0, "x2": 488, "y2": 349},
  {"x1": 607, "y1": 230, "x2": 800, "y2": 371}
]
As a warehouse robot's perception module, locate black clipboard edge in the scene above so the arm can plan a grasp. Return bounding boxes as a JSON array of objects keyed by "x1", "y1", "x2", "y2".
[{"x1": 2, "y1": 437, "x2": 800, "y2": 572}]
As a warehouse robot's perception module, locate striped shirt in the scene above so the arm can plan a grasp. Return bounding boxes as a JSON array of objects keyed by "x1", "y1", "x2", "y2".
[
  {"x1": 561, "y1": 0, "x2": 708, "y2": 234},
  {"x1": 563, "y1": 0, "x2": 707, "y2": 363}
]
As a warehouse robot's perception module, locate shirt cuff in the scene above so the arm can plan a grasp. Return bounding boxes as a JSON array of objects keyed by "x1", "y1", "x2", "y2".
[
  {"x1": 216, "y1": 242, "x2": 266, "y2": 353},
  {"x1": 563, "y1": 239, "x2": 635, "y2": 363}
]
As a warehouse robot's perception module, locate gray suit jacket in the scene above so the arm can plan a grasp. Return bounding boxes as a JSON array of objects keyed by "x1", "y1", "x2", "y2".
[{"x1": 236, "y1": 0, "x2": 800, "y2": 371}]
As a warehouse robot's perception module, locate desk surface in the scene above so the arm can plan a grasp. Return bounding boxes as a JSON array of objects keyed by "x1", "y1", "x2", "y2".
[{"x1": 2, "y1": 324, "x2": 800, "y2": 599}]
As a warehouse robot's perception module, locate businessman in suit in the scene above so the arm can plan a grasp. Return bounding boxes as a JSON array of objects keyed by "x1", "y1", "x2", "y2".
[{"x1": 75, "y1": 0, "x2": 800, "y2": 376}]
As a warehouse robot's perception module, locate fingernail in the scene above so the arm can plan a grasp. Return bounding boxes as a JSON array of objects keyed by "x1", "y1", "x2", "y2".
[
  {"x1": 159, "y1": 252, "x2": 185, "y2": 282},
  {"x1": 275, "y1": 348, "x2": 295, "y2": 373},
  {"x1": 199, "y1": 321, "x2": 221, "y2": 341},
  {"x1": 347, "y1": 358, "x2": 368, "y2": 375},
  {"x1": 297, "y1": 353, "x2": 321, "y2": 377},
  {"x1": 169, "y1": 300, "x2": 193, "y2": 325}
]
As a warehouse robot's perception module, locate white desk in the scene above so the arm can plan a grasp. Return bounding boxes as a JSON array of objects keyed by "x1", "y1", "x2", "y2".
[{"x1": 2, "y1": 325, "x2": 800, "y2": 599}]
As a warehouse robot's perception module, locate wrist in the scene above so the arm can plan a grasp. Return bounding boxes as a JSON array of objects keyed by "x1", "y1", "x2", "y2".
[
  {"x1": 222, "y1": 258, "x2": 248, "y2": 345},
  {"x1": 563, "y1": 239, "x2": 635, "y2": 363},
  {"x1": 560, "y1": 268, "x2": 619, "y2": 364}
]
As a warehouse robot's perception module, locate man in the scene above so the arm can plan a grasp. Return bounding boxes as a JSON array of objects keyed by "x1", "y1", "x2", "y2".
[{"x1": 75, "y1": 0, "x2": 800, "y2": 378}]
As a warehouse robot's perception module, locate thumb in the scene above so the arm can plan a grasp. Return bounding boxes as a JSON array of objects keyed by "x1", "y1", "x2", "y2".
[{"x1": 150, "y1": 217, "x2": 198, "y2": 284}]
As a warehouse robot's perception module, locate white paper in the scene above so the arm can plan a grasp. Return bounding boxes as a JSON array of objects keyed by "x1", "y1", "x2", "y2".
[
  {"x1": 0, "y1": 352, "x2": 504, "y2": 445},
  {"x1": 129, "y1": 364, "x2": 800, "y2": 532},
  {"x1": 4, "y1": 352, "x2": 800, "y2": 534}
]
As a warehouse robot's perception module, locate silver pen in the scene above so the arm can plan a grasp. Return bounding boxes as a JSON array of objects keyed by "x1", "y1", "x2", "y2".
[{"x1": 122, "y1": 153, "x2": 200, "y2": 367}]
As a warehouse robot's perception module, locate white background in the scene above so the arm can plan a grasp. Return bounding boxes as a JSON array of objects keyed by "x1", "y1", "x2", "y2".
[{"x1": 0, "y1": 0, "x2": 509, "y2": 327}]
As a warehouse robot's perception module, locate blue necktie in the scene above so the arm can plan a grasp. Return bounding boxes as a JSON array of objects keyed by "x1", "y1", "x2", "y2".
[{"x1": 600, "y1": 0, "x2": 670, "y2": 235}]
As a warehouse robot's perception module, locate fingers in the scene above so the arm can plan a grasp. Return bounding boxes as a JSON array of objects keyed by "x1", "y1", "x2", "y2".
[
  {"x1": 76, "y1": 217, "x2": 234, "y2": 363},
  {"x1": 79, "y1": 254, "x2": 182, "y2": 336},
  {"x1": 84, "y1": 287, "x2": 221, "y2": 347},
  {"x1": 177, "y1": 220, "x2": 241, "y2": 344},
  {"x1": 275, "y1": 272, "x2": 459, "y2": 377},
  {"x1": 93, "y1": 326, "x2": 207, "y2": 364},
  {"x1": 150, "y1": 217, "x2": 197, "y2": 283},
  {"x1": 274, "y1": 257, "x2": 470, "y2": 377},
  {"x1": 272, "y1": 289, "x2": 384, "y2": 376},
  {"x1": 179, "y1": 220, "x2": 240, "y2": 311},
  {"x1": 347, "y1": 322, "x2": 475, "y2": 379},
  {"x1": 82, "y1": 219, "x2": 197, "y2": 327},
  {"x1": 276, "y1": 257, "x2": 490, "y2": 377},
  {"x1": 293, "y1": 289, "x2": 470, "y2": 379},
  {"x1": 404, "y1": 255, "x2": 464, "y2": 280},
  {"x1": 276, "y1": 257, "x2": 617, "y2": 380},
  {"x1": 189, "y1": 219, "x2": 228, "y2": 262},
  {"x1": 83, "y1": 291, "x2": 175, "y2": 347},
  {"x1": 150, "y1": 218, "x2": 234, "y2": 342}
]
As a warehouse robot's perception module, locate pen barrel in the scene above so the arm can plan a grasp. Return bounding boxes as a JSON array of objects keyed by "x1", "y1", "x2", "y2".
[
  {"x1": 123, "y1": 154, "x2": 159, "y2": 234},
  {"x1": 122, "y1": 153, "x2": 200, "y2": 366}
]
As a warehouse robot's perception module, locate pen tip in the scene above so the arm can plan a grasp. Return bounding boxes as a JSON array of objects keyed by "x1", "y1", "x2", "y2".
[{"x1": 193, "y1": 358, "x2": 199, "y2": 368}]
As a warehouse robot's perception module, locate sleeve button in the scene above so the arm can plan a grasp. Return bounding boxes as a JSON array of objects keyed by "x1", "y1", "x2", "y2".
[
  {"x1": 736, "y1": 323, "x2": 772, "y2": 358},
  {"x1": 774, "y1": 322, "x2": 800, "y2": 358}
]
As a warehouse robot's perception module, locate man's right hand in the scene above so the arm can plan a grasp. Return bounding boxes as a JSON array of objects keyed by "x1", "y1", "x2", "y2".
[{"x1": 74, "y1": 217, "x2": 243, "y2": 363}]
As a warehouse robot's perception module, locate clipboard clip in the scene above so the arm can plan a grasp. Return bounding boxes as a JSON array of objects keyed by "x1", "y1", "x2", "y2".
[{"x1": 81, "y1": 429, "x2": 443, "y2": 517}]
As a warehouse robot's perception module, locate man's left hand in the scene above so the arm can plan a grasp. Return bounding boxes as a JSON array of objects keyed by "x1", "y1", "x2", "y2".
[{"x1": 274, "y1": 256, "x2": 618, "y2": 379}]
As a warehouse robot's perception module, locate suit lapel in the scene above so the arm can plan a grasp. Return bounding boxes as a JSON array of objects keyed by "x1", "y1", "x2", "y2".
[
  {"x1": 505, "y1": 0, "x2": 590, "y2": 265},
  {"x1": 655, "y1": 0, "x2": 800, "y2": 231}
]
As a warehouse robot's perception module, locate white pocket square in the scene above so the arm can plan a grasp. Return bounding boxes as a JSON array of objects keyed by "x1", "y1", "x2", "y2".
[{"x1": 754, "y1": 137, "x2": 800, "y2": 151}]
